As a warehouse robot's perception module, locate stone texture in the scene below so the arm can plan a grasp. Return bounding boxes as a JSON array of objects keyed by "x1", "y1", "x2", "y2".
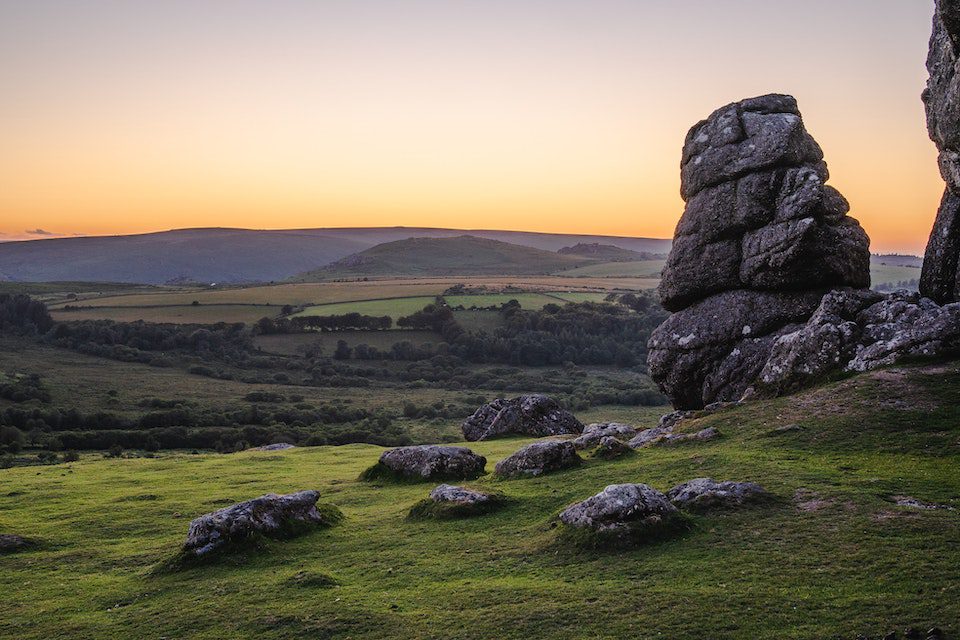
[
  {"x1": 494, "y1": 440, "x2": 581, "y2": 478},
  {"x1": 183, "y1": 490, "x2": 329, "y2": 557},
  {"x1": 429, "y1": 484, "x2": 493, "y2": 505},
  {"x1": 572, "y1": 422, "x2": 637, "y2": 450},
  {"x1": 558, "y1": 483, "x2": 682, "y2": 543},
  {"x1": 666, "y1": 478, "x2": 769, "y2": 512},
  {"x1": 758, "y1": 290, "x2": 960, "y2": 395},
  {"x1": 922, "y1": 0, "x2": 960, "y2": 303},
  {"x1": 661, "y1": 94, "x2": 870, "y2": 312},
  {"x1": 592, "y1": 436, "x2": 634, "y2": 459},
  {"x1": 461, "y1": 394, "x2": 583, "y2": 441},
  {"x1": 377, "y1": 445, "x2": 486, "y2": 481}
]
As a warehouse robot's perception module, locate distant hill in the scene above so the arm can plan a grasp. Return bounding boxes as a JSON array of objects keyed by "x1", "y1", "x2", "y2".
[
  {"x1": 297, "y1": 235, "x2": 595, "y2": 280},
  {"x1": 557, "y1": 242, "x2": 664, "y2": 262},
  {"x1": 0, "y1": 227, "x2": 670, "y2": 284}
]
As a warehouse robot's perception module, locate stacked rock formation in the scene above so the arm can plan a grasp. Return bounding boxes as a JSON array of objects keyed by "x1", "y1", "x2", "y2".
[
  {"x1": 922, "y1": 0, "x2": 960, "y2": 304},
  {"x1": 650, "y1": 94, "x2": 960, "y2": 410},
  {"x1": 649, "y1": 94, "x2": 871, "y2": 409},
  {"x1": 461, "y1": 395, "x2": 583, "y2": 441}
]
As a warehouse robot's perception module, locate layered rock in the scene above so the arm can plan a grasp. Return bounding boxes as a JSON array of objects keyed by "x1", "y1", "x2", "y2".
[
  {"x1": 461, "y1": 395, "x2": 583, "y2": 441},
  {"x1": 921, "y1": 0, "x2": 960, "y2": 303},
  {"x1": 650, "y1": 95, "x2": 871, "y2": 409},
  {"x1": 371, "y1": 445, "x2": 486, "y2": 482},
  {"x1": 494, "y1": 440, "x2": 581, "y2": 478},
  {"x1": 182, "y1": 490, "x2": 337, "y2": 557}
]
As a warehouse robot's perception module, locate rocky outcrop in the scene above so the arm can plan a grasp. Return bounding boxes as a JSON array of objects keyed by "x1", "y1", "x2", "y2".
[
  {"x1": 650, "y1": 96, "x2": 870, "y2": 408},
  {"x1": 558, "y1": 484, "x2": 685, "y2": 546},
  {"x1": 591, "y1": 436, "x2": 634, "y2": 460},
  {"x1": 667, "y1": 478, "x2": 769, "y2": 512},
  {"x1": 368, "y1": 445, "x2": 487, "y2": 482},
  {"x1": 494, "y1": 440, "x2": 581, "y2": 478},
  {"x1": 462, "y1": 395, "x2": 583, "y2": 441},
  {"x1": 661, "y1": 94, "x2": 870, "y2": 313},
  {"x1": 650, "y1": 93, "x2": 960, "y2": 408},
  {"x1": 182, "y1": 490, "x2": 337, "y2": 557},
  {"x1": 758, "y1": 290, "x2": 960, "y2": 395},
  {"x1": 572, "y1": 422, "x2": 637, "y2": 450},
  {"x1": 922, "y1": 0, "x2": 960, "y2": 304}
]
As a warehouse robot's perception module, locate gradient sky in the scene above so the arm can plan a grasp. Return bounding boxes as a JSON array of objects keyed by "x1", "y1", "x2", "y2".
[{"x1": 0, "y1": 0, "x2": 943, "y2": 252}]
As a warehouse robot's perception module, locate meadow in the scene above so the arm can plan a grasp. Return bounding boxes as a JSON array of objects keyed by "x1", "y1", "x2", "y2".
[{"x1": 1, "y1": 361, "x2": 957, "y2": 639}]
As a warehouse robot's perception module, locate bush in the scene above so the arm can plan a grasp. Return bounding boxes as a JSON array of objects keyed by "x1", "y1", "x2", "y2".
[
  {"x1": 107, "y1": 444, "x2": 124, "y2": 458},
  {"x1": 62, "y1": 450, "x2": 80, "y2": 462}
]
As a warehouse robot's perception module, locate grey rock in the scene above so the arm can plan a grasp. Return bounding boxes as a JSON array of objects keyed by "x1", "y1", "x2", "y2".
[
  {"x1": 429, "y1": 484, "x2": 492, "y2": 505},
  {"x1": 661, "y1": 95, "x2": 869, "y2": 312},
  {"x1": 378, "y1": 445, "x2": 486, "y2": 481},
  {"x1": 253, "y1": 443, "x2": 296, "y2": 451},
  {"x1": 183, "y1": 490, "x2": 328, "y2": 557},
  {"x1": 760, "y1": 290, "x2": 960, "y2": 393},
  {"x1": 0, "y1": 534, "x2": 33, "y2": 554},
  {"x1": 494, "y1": 440, "x2": 581, "y2": 478},
  {"x1": 922, "y1": 1, "x2": 960, "y2": 303},
  {"x1": 667, "y1": 478, "x2": 769, "y2": 512},
  {"x1": 462, "y1": 394, "x2": 583, "y2": 441},
  {"x1": 648, "y1": 289, "x2": 824, "y2": 408},
  {"x1": 559, "y1": 483, "x2": 682, "y2": 542},
  {"x1": 628, "y1": 425, "x2": 673, "y2": 448},
  {"x1": 592, "y1": 436, "x2": 634, "y2": 459},
  {"x1": 572, "y1": 422, "x2": 637, "y2": 450}
]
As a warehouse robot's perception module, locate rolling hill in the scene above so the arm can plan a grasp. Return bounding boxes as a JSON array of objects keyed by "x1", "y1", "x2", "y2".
[
  {"x1": 0, "y1": 227, "x2": 671, "y2": 285},
  {"x1": 296, "y1": 235, "x2": 596, "y2": 280},
  {"x1": 557, "y1": 242, "x2": 663, "y2": 262}
]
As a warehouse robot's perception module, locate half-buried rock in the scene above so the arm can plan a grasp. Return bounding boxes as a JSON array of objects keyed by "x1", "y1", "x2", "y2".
[
  {"x1": 667, "y1": 478, "x2": 770, "y2": 512},
  {"x1": 494, "y1": 440, "x2": 581, "y2": 478},
  {"x1": 177, "y1": 490, "x2": 342, "y2": 562},
  {"x1": 0, "y1": 533, "x2": 36, "y2": 555},
  {"x1": 558, "y1": 484, "x2": 689, "y2": 548},
  {"x1": 361, "y1": 445, "x2": 487, "y2": 482},
  {"x1": 408, "y1": 484, "x2": 506, "y2": 519},
  {"x1": 462, "y1": 394, "x2": 583, "y2": 441},
  {"x1": 572, "y1": 422, "x2": 638, "y2": 450},
  {"x1": 591, "y1": 436, "x2": 635, "y2": 460}
]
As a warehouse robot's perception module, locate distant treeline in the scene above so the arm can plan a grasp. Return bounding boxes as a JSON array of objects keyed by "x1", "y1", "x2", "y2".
[{"x1": 255, "y1": 312, "x2": 392, "y2": 334}]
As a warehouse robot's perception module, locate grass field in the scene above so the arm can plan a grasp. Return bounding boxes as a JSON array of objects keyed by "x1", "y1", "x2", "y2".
[
  {"x1": 292, "y1": 297, "x2": 441, "y2": 321},
  {"x1": 557, "y1": 259, "x2": 666, "y2": 278},
  {"x1": 50, "y1": 304, "x2": 278, "y2": 324},
  {"x1": 870, "y1": 263, "x2": 921, "y2": 288},
  {"x1": 1, "y1": 362, "x2": 958, "y2": 639},
  {"x1": 452, "y1": 310, "x2": 505, "y2": 333}
]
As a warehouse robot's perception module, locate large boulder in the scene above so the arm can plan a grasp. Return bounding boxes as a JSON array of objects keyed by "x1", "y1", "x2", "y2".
[
  {"x1": 667, "y1": 478, "x2": 770, "y2": 512},
  {"x1": 572, "y1": 422, "x2": 638, "y2": 450},
  {"x1": 661, "y1": 94, "x2": 870, "y2": 313},
  {"x1": 461, "y1": 394, "x2": 583, "y2": 441},
  {"x1": 922, "y1": 0, "x2": 960, "y2": 304},
  {"x1": 368, "y1": 445, "x2": 486, "y2": 482},
  {"x1": 182, "y1": 490, "x2": 338, "y2": 558},
  {"x1": 558, "y1": 483, "x2": 686, "y2": 546},
  {"x1": 494, "y1": 440, "x2": 581, "y2": 478}
]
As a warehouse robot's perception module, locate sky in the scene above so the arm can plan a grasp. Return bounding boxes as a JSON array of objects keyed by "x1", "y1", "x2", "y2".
[{"x1": 0, "y1": 0, "x2": 943, "y2": 253}]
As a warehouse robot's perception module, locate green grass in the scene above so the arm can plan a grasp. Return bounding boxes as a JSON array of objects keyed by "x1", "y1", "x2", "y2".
[
  {"x1": 51, "y1": 304, "x2": 279, "y2": 324},
  {"x1": 292, "y1": 297, "x2": 440, "y2": 321},
  {"x1": 444, "y1": 293, "x2": 563, "y2": 309},
  {"x1": 1, "y1": 362, "x2": 958, "y2": 638},
  {"x1": 556, "y1": 259, "x2": 666, "y2": 278}
]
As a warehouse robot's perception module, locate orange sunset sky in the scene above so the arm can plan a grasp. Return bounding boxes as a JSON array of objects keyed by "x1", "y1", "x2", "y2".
[{"x1": 0, "y1": 0, "x2": 944, "y2": 253}]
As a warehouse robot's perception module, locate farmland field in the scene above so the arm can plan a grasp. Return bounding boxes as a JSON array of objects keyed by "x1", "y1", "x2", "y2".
[
  {"x1": 50, "y1": 304, "x2": 278, "y2": 324},
  {"x1": 557, "y1": 259, "x2": 666, "y2": 278}
]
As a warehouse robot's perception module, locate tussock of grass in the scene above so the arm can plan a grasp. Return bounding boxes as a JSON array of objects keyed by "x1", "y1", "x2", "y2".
[
  {"x1": 358, "y1": 461, "x2": 484, "y2": 484},
  {"x1": 286, "y1": 570, "x2": 340, "y2": 588},
  {"x1": 555, "y1": 512, "x2": 695, "y2": 551}
]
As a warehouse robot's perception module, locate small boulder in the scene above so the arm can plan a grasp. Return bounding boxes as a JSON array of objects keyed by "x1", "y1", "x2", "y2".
[
  {"x1": 591, "y1": 436, "x2": 634, "y2": 460},
  {"x1": 429, "y1": 484, "x2": 492, "y2": 505},
  {"x1": 408, "y1": 484, "x2": 504, "y2": 519},
  {"x1": 662, "y1": 426, "x2": 721, "y2": 445},
  {"x1": 364, "y1": 445, "x2": 486, "y2": 482},
  {"x1": 182, "y1": 490, "x2": 339, "y2": 558},
  {"x1": 462, "y1": 394, "x2": 583, "y2": 441},
  {"x1": 628, "y1": 425, "x2": 673, "y2": 448},
  {"x1": 0, "y1": 534, "x2": 34, "y2": 555},
  {"x1": 558, "y1": 483, "x2": 687, "y2": 547},
  {"x1": 494, "y1": 440, "x2": 581, "y2": 478},
  {"x1": 667, "y1": 478, "x2": 769, "y2": 512},
  {"x1": 253, "y1": 443, "x2": 296, "y2": 451},
  {"x1": 573, "y1": 422, "x2": 638, "y2": 449}
]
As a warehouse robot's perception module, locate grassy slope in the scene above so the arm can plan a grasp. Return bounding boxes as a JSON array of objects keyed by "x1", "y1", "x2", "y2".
[
  {"x1": 2, "y1": 362, "x2": 959, "y2": 639},
  {"x1": 297, "y1": 236, "x2": 594, "y2": 281}
]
